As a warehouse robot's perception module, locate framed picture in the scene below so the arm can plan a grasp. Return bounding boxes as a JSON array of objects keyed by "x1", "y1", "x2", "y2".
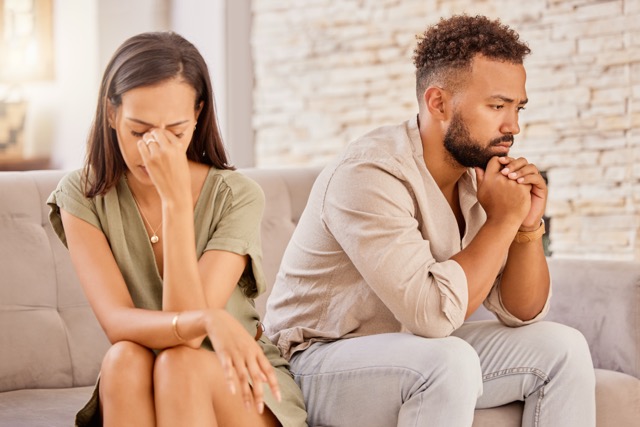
[{"x1": 0, "y1": 0, "x2": 54, "y2": 83}]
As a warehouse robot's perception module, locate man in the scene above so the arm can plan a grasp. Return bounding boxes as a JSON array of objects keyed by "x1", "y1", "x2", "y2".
[{"x1": 265, "y1": 15, "x2": 595, "y2": 427}]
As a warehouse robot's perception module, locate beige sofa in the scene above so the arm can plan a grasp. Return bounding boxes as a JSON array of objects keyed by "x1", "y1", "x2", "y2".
[{"x1": 0, "y1": 168, "x2": 638, "y2": 427}]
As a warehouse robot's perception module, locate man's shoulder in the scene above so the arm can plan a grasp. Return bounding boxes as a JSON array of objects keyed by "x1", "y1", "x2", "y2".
[{"x1": 340, "y1": 119, "x2": 417, "y2": 169}]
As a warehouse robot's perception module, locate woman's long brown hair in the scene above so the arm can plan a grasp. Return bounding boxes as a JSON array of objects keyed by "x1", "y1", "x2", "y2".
[{"x1": 84, "y1": 31, "x2": 233, "y2": 197}]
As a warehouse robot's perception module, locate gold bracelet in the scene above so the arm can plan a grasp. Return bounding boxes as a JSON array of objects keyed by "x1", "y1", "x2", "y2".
[
  {"x1": 172, "y1": 313, "x2": 186, "y2": 342},
  {"x1": 514, "y1": 219, "x2": 545, "y2": 244}
]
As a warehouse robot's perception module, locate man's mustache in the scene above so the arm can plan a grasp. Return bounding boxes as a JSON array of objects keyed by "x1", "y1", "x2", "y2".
[{"x1": 490, "y1": 135, "x2": 514, "y2": 146}]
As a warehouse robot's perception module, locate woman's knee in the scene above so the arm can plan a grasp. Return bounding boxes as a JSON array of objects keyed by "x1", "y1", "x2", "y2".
[
  {"x1": 101, "y1": 341, "x2": 155, "y2": 390},
  {"x1": 100, "y1": 341, "x2": 154, "y2": 378},
  {"x1": 154, "y1": 346, "x2": 213, "y2": 387}
]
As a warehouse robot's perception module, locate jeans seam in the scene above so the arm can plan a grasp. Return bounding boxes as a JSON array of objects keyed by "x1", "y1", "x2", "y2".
[
  {"x1": 534, "y1": 385, "x2": 545, "y2": 427},
  {"x1": 294, "y1": 364, "x2": 428, "y2": 380},
  {"x1": 482, "y1": 366, "x2": 549, "y2": 383},
  {"x1": 483, "y1": 367, "x2": 550, "y2": 427}
]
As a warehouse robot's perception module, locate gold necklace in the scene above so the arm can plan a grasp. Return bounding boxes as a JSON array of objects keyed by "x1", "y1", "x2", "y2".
[{"x1": 130, "y1": 191, "x2": 162, "y2": 244}]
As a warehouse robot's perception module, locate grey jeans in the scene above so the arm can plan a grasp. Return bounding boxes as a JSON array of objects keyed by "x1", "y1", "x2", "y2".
[{"x1": 289, "y1": 320, "x2": 595, "y2": 427}]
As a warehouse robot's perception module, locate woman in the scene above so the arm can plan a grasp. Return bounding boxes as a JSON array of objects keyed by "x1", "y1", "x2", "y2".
[{"x1": 47, "y1": 32, "x2": 307, "y2": 427}]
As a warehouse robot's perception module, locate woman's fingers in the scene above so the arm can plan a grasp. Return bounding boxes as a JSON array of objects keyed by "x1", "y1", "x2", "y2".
[
  {"x1": 206, "y1": 310, "x2": 280, "y2": 414},
  {"x1": 230, "y1": 352, "x2": 254, "y2": 410},
  {"x1": 246, "y1": 358, "x2": 266, "y2": 413},
  {"x1": 229, "y1": 344, "x2": 277, "y2": 413},
  {"x1": 257, "y1": 352, "x2": 282, "y2": 402},
  {"x1": 216, "y1": 349, "x2": 237, "y2": 395}
]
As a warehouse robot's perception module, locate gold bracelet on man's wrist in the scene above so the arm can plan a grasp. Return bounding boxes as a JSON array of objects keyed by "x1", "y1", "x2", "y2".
[{"x1": 513, "y1": 219, "x2": 545, "y2": 243}]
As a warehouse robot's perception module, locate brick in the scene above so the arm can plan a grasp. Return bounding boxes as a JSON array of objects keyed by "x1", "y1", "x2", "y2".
[
  {"x1": 604, "y1": 166, "x2": 630, "y2": 181},
  {"x1": 552, "y1": 16, "x2": 627, "y2": 40},
  {"x1": 579, "y1": 65, "x2": 630, "y2": 90},
  {"x1": 597, "y1": 48, "x2": 640, "y2": 66},
  {"x1": 578, "y1": 34, "x2": 624, "y2": 54},
  {"x1": 581, "y1": 102, "x2": 627, "y2": 119},
  {"x1": 624, "y1": 0, "x2": 640, "y2": 13},
  {"x1": 574, "y1": 1, "x2": 623, "y2": 21},
  {"x1": 597, "y1": 116, "x2": 631, "y2": 131},
  {"x1": 592, "y1": 87, "x2": 630, "y2": 103}
]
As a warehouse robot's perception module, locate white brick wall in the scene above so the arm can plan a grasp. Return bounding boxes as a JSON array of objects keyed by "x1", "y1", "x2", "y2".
[{"x1": 252, "y1": 0, "x2": 640, "y2": 261}]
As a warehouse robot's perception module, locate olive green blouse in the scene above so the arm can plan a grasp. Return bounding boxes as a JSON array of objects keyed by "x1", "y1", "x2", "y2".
[{"x1": 47, "y1": 168, "x2": 307, "y2": 427}]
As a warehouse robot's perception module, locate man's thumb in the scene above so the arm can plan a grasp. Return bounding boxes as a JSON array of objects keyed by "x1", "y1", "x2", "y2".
[{"x1": 475, "y1": 167, "x2": 484, "y2": 185}]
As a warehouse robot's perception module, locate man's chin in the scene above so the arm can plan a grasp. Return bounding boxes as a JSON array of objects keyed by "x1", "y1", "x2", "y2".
[{"x1": 475, "y1": 153, "x2": 507, "y2": 170}]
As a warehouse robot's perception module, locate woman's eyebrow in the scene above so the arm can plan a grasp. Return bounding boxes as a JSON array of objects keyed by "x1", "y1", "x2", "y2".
[{"x1": 125, "y1": 117, "x2": 190, "y2": 127}]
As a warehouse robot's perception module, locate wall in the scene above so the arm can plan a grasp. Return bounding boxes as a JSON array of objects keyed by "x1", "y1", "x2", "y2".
[
  {"x1": 19, "y1": 0, "x2": 99, "y2": 169},
  {"x1": 17, "y1": 0, "x2": 238, "y2": 170},
  {"x1": 251, "y1": 0, "x2": 640, "y2": 261}
]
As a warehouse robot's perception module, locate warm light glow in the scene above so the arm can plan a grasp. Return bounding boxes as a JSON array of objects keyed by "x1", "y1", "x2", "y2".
[{"x1": 0, "y1": 0, "x2": 53, "y2": 83}]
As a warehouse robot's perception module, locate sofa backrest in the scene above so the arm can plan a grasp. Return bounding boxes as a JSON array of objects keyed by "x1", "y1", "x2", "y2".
[
  {"x1": 0, "y1": 170, "x2": 109, "y2": 392},
  {"x1": 0, "y1": 167, "x2": 320, "y2": 392},
  {"x1": 2, "y1": 167, "x2": 637, "y2": 393},
  {"x1": 240, "y1": 167, "x2": 321, "y2": 316}
]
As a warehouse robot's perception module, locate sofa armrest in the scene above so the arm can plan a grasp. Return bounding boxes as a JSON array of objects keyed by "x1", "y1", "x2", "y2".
[
  {"x1": 467, "y1": 257, "x2": 640, "y2": 379},
  {"x1": 545, "y1": 257, "x2": 639, "y2": 379}
]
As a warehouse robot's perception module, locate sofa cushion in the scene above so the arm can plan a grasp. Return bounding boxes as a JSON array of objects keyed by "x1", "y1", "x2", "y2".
[
  {"x1": 0, "y1": 171, "x2": 109, "y2": 392},
  {"x1": 594, "y1": 368, "x2": 640, "y2": 426},
  {"x1": 545, "y1": 258, "x2": 640, "y2": 379},
  {"x1": 0, "y1": 386, "x2": 94, "y2": 427},
  {"x1": 468, "y1": 257, "x2": 640, "y2": 379}
]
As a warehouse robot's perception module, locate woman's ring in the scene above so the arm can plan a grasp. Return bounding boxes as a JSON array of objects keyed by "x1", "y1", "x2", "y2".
[{"x1": 145, "y1": 138, "x2": 156, "y2": 147}]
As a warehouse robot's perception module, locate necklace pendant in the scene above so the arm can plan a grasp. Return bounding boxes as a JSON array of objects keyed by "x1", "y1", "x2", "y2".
[{"x1": 150, "y1": 234, "x2": 159, "y2": 244}]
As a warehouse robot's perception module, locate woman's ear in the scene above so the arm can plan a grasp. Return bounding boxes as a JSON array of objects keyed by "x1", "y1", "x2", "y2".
[
  {"x1": 106, "y1": 100, "x2": 116, "y2": 129},
  {"x1": 195, "y1": 100, "x2": 204, "y2": 120},
  {"x1": 423, "y1": 86, "x2": 449, "y2": 120}
]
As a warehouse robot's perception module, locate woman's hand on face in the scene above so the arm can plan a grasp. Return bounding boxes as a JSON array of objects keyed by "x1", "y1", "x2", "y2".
[
  {"x1": 204, "y1": 309, "x2": 282, "y2": 414},
  {"x1": 137, "y1": 129, "x2": 191, "y2": 203}
]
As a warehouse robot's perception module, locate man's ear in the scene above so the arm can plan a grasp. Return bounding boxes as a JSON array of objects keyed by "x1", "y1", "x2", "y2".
[{"x1": 423, "y1": 86, "x2": 449, "y2": 120}]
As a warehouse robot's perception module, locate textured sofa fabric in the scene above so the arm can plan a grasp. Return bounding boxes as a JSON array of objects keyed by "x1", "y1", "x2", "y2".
[{"x1": 0, "y1": 168, "x2": 638, "y2": 427}]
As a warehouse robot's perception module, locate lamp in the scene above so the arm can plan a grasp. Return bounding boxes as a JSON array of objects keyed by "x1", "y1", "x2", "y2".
[{"x1": 0, "y1": 0, "x2": 53, "y2": 162}]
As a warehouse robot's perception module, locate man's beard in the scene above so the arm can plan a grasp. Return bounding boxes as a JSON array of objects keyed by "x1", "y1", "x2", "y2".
[{"x1": 443, "y1": 112, "x2": 514, "y2": 169}]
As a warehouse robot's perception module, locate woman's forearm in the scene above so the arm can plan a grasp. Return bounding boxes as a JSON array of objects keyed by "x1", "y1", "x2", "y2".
[{"x1": 161, "y1": 197, "x2": 208, "y2": 311}]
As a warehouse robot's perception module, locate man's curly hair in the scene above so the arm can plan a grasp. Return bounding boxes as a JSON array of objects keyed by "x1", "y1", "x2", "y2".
[{"x1": 413, "y1": 15, "x2": 531, "y2": 99}]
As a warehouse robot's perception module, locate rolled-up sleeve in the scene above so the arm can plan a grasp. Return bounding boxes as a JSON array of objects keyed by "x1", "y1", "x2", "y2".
[
  {"x1": 484, "y1": 276, "x2": 552, "y2": 326},
  {"x1": 321, "y1": 159, "x2": 468, "y2": 338}
]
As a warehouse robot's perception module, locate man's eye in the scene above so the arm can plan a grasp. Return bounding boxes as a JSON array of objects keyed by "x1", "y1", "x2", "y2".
[
  {"x1": 492, "y1": 105, "x2": 504, "y2": 110},
  {"x1": 517, "y1": 106, "x2": 526, "y2": 112}
]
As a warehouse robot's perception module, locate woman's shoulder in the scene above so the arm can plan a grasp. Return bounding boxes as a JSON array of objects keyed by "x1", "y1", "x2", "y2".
[
  {"x1": 208, "y1": 168, "x2": 264, "y2": 201},
  {"x1": 56, "y1": 168, "x2": 85, "y2": 192},
  {"x1": 49, "y1": 168, "x2": 95, "y2": 205}
]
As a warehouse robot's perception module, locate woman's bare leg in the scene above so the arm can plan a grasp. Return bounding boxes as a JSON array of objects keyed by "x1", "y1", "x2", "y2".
[
  {"x1": 99, "y1": 341, "x2": 156, "y2": 427},
  {"x1": 154, "y1": 346, "x2": 280, "y2": 427}
]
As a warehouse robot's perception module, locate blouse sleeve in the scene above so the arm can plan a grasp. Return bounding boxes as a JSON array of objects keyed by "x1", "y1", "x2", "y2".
[
  {"x1": 204, "y1": 172, "x2": 267, "y2": 298},
  {"x1": 47, "y1": 170, "x2": 101, "y2": 247}
]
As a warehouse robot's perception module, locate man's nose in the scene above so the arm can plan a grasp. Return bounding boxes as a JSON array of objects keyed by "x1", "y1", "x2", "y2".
[{"x1": 500, "y1": 112, "x2": 520, "y2": 135}]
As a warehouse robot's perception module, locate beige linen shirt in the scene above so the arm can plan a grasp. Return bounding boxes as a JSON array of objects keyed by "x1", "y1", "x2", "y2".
[{"x1": 265, "y1": 116, "x2": 550, "y2": 360}]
